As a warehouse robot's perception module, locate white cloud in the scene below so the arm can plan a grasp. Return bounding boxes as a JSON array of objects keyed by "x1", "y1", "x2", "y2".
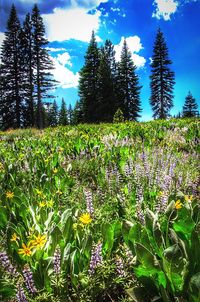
[
  {"x1": 57, "y1": 52, "x2": 72, "y2": 67},
  {"x1": 51, "y1": 55, "x2": 79, "y2": 89},
  {"x1": 152, "y1": 0, "x2": 178, "y2": 21},
  {"x1": 42, "y1": 7, "x2": 102, "y2": 42},
  {"x1": 0, "y1": 32, "x2": 5, "y2": 63},
  {"x1": 114, "y1": 36, "x2": 146, "y2": 68},
  {"x1": 45, "y1": 47, "x2": 67, "y2": 52}
]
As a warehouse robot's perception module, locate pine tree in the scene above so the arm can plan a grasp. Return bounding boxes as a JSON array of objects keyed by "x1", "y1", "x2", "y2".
[
  {"x1": 21, "y1": 13, "x2": 35, "y2": 127},
  {"x1": 182, "y1": 92, "x2": 199, "y2": 117},
  {"x1": 78, "y1": 31, "x2": 100, "y2": 123},
  {"x1": 97, "y1": 40, "x2": 117, "y2": 122},
  {"x1": 116, "y1": 39, "x2": 142, "y2": 121},
  {"x1": 150, "y1": 28, "x2": 175, "y2": 119},
  {"x1": 72, "y1": 100, "x2": 84, "y2": 125},
  {"x1": 0, "y1": 4, "x2": 23, "y2": 129},
  {"x1": 68, "y1": 104, "x2": 73, "y2": 125},
  {"x1": 48, "y1": 100, "x2": 58, "y2": 126},
  {"x1": 31, "y1": 4, "x2": 56, "y2": 129},
  {"x1": 59, "y1": 98, "x2": 68, "y2": 126}
]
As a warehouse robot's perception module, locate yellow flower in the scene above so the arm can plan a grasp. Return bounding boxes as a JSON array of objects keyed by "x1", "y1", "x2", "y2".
[
  {"x1": 175, "y1": 200, "x2": 182, "y2": 210},
  {"x1": 30, "y1": 234, "x2": 47, "y2": 249},
  {"x1": 18, "y1": 243, "x2": 33, "y2": 257},
  {"x1": 56, "y1": 190, "x2": 63, "y2": 195},
  {"x1": 11, "y1": 233, "x2": 19, "y2": 242},
  {"x1": 36, "y1": 189, "x2": 43, "y2": 196},
  {"x1": 6, "y1": 191, "x2": 14, "y2": 199},
  {"x1": 184, "y1": 195, "x2": 193, "y2": 203},
  {"x1": 46, "y1": 199, "x2": 54, "y2": 207},
  {"x1": 53, "y1": 168, "x2": 58, "y2": 174},
  {"x1": 79, "y1": 213, "x2": 92, "y2": 225},
  {"x1": 38, "y1": 201, "x2": 46, "y2": 207}
]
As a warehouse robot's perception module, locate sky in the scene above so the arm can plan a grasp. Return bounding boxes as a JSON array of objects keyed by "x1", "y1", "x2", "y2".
[{"x1": 0, "y1": 0, "x2": 200, "y2": 121}]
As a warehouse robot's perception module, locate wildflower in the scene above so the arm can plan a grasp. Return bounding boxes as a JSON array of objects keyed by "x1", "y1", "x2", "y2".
[
  {"x1": 175, "y1": 200, "x2": 182, "y2": 210},
  {"x1": 6, "y1": 191, "x2": 14, "y2": 199},
  {"x1": 89, "y1": 242, "x2": 103, "y2": 275},
  {"x1": 53, "y1": 168, "x2": 58, "y2": 174},
  {"x1": 30, "y1": 234, "x2": 46, "y2": 249},
  {"x1": 18, "y1": 243, "x2": 33, "y2": 257},
  {"x1": 79, "y1": 213, "x2": 92, "y2": 225},
  {"x1": 115, "y1": 256, "x2": 126, "y2": 277},
  {"x1": 0, "y1": 252, "x2": 18, "y2": 277},
  {"x1": 11, "y1": 233, "x2": 19, "y2": 242},
  {"x1": 23, "y1": 264, "x2": 37, "y2": 294},
  {"x1": 38, "y1": 201, "x2": 46, "y2": 207},
  {"x1": 16, "y1": 285, "x2": 28, "y2": 302},
  {"x1": 53, "y1": 247, "x2": 61, "y2": 274},
  {"x1": 46, "y1": 199, "x2": 54, "y2": 207},
  {"x1": 35, "y1": 189, "x2": 43, "y2": 196},
  {"x1": 84, "y1": 189, "x2": 94, "y2": 216},
  {"x1": 56, "y1": 189, "x2": 63, "y2": 195},
  {"x1": 184, "y1": 195, "x2": 193, "y2": 203}
]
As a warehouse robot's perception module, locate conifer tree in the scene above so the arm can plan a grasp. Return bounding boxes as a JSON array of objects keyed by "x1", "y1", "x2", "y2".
[
  {"x1": 116, "y1": 39, "x2": 142, "y2": 121},
  {"x1": 48, "y1": 100, "x2": 58, "y2": 126},
  {"x1": 68, "y1": 104, "x2": 73, "y2": 125},
  {"x1": 78, "y1": 31, "x2": 100, "y2": 123},
  {"x1": 150, "y1": 28, "x2": 175, "y2": 119},
  {"x1": 0, "y1": 4, "x2": 23, "y2": 129},
  {"x1": 59, "y1": 98, "x2": 68, "y2": 126},
  {"x1": 72, "y1": 100, "x2": 84, "y2": 125},
  {"x1": 21, "y1": 13, "x2": 35, "y2": 127},
  {"x1": 182, "y1": 92, "x2": 199, "y2": 117},
  {"x1": 31, "y1": 4, "x2": 56, "y2": 129},
  {"x1": 97, "y1": 40, "x2": 117, "y2": 122}
]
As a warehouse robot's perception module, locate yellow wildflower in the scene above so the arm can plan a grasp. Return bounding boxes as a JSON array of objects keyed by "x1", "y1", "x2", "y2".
[
  {"x1": 184, "y1": 195, "x2": 193, "y2": 203},
  {"x1": 175, "y1": 200, "x2": 182, "y2": 210},
  {"x1": 38, "y1": 201, "x2": 46, "y2": 207},
  {"x1": 46, "y1": 199, "x2": 54, "y2": 207},
  {"x1": 11, "y1": 233, "x2": 19, "y2": 242},
  {"x1": 56, "y1": 190, "x2": 63, "y2": 195},
  {"x1": 30, "y1": 234, "x2": 46, "y2": 249},
  {"x1": 6, "y1": 191, "x2": 14, "y2": 199},
  {"x1": 35, "y1": 189, "x2": 43, "y2": 196},
  {"x1": 53, "y1": 168, "x2": 58, "y2": 174},
  {"x1": 79, "y1": 213, "x2": 92, "y2": 225},
  {"x1": 18, "y1": 243, "x2": 33, "y2": 257}
]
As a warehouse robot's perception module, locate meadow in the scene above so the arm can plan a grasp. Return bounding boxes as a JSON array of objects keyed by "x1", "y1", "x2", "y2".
[{"x1": 0, "y1": 118, "x2": 199, "y2": 302}]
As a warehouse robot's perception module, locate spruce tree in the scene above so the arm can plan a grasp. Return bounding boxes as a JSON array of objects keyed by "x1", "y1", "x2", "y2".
[
  {"x1": 116, "y1": 39, "x2": 142, "y2": 121},
  {"x1": 72, "y1": 100, "x2": 84, "y2": 125},
  {"x1": 48, "y1": 100, "x2": 58, "y2": 127},
  {"x1": 31, "y1": 4, "x2": 56, "y2": 129},
  {"x1": 68, "y1": 104, "x2": 73, "y2": 125},
  {"x1": 21, "y1": 13, "x2": 35, "y2": 127},
  {"x1": 97, "y1": 40, "x2": 117, "y2": 122},
  {"x1": 0, "y1": 4, "x2": 23, "y2": 129},
  {"x1": 150, "y1": 28, "x2": 175, "y2": 119},
  {"x1": 59, "y1": 98, "x2": 68, "y2": 126},
  {"x1": 182, "y1": 92, "x2": 199, "y2": 117},
  {"x1": 78, "y1": 31, "x2": 100, "y2": 123}
]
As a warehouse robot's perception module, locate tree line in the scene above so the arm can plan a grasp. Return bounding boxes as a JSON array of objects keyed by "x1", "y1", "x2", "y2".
[{"x1": 0, "y1": 5, "x2": 199, "y2": 130}]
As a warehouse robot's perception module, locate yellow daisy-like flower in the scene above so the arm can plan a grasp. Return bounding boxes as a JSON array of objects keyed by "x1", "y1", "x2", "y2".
[
  {"x1": 30, "y1": 234, "x2": 47, "y2": 249},
  {"x1": 184, "y1": 195, "x2": 193, "y2": 203},
  {"x1": 38, "y1": 201, "x2": 46, "y2": 207},
  {"x1": 6, "y1": 191, "x2": 14, "y2": 199},
  {"x1": 11, "y1": 233, "x2": 19, "y2": 242},
  {"x1": 175, "y1": 200, "x2": 182, "y2": 210},
  {"x1": 79, "y1": 213, "x2": 92, "y2": 225},
  {"x1": 18, "y1": 243, "x2": 33, "y2": 257}
]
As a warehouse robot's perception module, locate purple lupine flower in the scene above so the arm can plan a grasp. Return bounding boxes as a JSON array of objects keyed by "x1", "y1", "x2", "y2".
[
  {"x1": 115, "y1": 256, "x2": 126, "y2": 277},
  {"x1": 16, "y1": 285, "x2": 28, "y2": 302},
  {"x1": 0, "y1": 251, "x2": 18, "y2": 277},
  {"x1": 84, "y1": 189, "x2": 94, "y2": 216},
  {"x1": 89, "y1": 242, "x2": 103, "y2": 275},
  {"x1": 22, "y1": 264, "x2": 37, "y2": 294},
  {"x1": 135, "y1": 185, "x2": 145, "y2": 225},
  {"x1": 53, "y1": 247, "x2": 61, "y2": 275}
]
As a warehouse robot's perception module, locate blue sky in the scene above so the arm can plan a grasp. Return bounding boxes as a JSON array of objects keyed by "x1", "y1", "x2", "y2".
[{"x1": 0, "y1": 0, "x2": 200, "y2": 120}]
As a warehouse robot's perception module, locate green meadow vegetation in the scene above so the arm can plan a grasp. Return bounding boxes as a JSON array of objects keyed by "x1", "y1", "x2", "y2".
[{"x1": 0, "y1": 118, "x2": 199, "y2": 302}]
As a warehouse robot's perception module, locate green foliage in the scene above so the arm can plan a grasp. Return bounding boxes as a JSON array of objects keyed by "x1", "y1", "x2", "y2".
[
  {"x1": 0, "y1": 118, "x2": 199, "y2": 301},
  {"x1": 113, "y1": 108, "x2": 125, "y2": 123}
]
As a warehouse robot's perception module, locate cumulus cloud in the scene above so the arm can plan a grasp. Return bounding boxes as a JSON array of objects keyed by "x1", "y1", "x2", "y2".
[
  {"x1": 51, "y1": 55, "x2": 79, "y2": 89},
  {"x1": 114, "y1": 36, "x2": 146, "y2": 68},
  {"x1": 152, "y1": 0, "x2": 179, "y2": 21},
  {"x1": 42, "y1": 7, "x2": 102, "y2": 42}
]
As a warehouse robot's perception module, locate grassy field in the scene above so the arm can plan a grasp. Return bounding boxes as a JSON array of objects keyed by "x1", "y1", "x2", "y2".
[{"x1": 0, "y1": 118, "x2": 199, "y2": 302}]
